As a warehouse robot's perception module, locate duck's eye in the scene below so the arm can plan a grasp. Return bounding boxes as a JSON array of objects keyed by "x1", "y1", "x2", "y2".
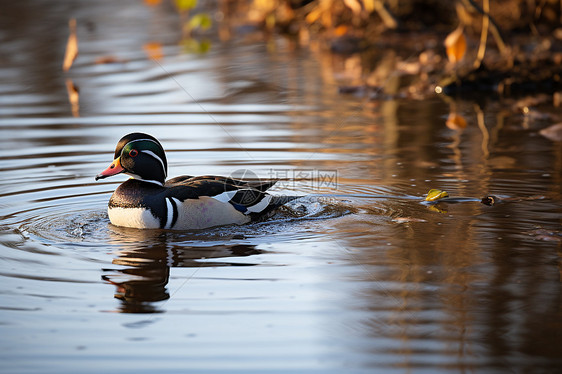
[{"x1": 129, "y1": 149, "x2": 138, "y2": 157}]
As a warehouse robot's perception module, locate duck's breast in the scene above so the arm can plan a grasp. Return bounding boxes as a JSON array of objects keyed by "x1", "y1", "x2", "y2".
[{"x1": 108, "y1": 205, "x2": 161, "y2": 229}]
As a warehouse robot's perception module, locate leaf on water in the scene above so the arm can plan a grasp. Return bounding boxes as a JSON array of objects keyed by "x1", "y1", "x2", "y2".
[
  {"x1": 143, "y1": 42, "x2": 163, "y2": 61},
  {"x1": 425, "y1": 189, "x2": 449, "y2": 202},
  {"x1": 62, "y1": 18, "x2": 78, "y2": 72},
  {"x1": 428, "y1": 205, "x2": 447, "y2": 213},
  {"x1": 181, "y1": 39, "x2": 211, "y2": 54},
  {"x1": 446, "y1": 112, "x2": 467, "y2": 130},
  {"x1": 197, "y1": 40, "x2": 211, "y2": 53},
  {"x1": 444, "y1": 26, "x2": 466, "y2": 64},
  {"x1": 539, "y1": 123, "x2": 562, "y2": 142},
  {"x1": 189, "y1": 13, "x2": 212, "y2": 31},
  {"x1": 175, "y1": 0, "x2": 197, "y2": 12},
  {"x1": 65, "y1": 78, "x2": 79, "y2": 117}
]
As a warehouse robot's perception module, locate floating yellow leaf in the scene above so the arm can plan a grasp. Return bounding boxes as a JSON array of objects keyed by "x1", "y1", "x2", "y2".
[
  {"x1": 181, "y1": 39, "x2": 211, "y2": 54},
  {"x1": 425, "y1": 189, "x2": 449, "y2": 202},
  {"x1": 189, "y1": 13, "x2": 212, "y2": 31},
  {"x1": 444, "y1": 26, "x2": 466, "y2": 64},
  {"x1": 446, "y1": 112, "x2": 467, "y2": 130},
  {"x1": 143, "y1": 42, "x2": 163, "y2": 61},
  {"x1": 62, "y1": 18, "x2": 78, "y2": 72},
  {"x1": 428, "y1": 205, "x2": 448, "y2": 213}
]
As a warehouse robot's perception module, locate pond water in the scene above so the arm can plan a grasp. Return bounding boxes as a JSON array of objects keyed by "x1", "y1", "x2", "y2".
[{"x1": 1, "y1": 1, "x2": 562, "y2": 373}]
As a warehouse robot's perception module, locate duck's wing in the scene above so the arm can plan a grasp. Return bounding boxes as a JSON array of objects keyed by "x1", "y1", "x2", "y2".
[
  {"x1": 165, "y1": 177, "x2": 298, "y2": 218},
  {"x1": 164, "y1": 175, "x2": 193, "y2": 186},
  {"x1": 166, "y1": 175, "x2": 277, "y2": 192}
]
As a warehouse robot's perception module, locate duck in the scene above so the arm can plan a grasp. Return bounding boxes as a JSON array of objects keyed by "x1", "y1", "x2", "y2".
[{"x1": 95, "y1": 132, "x2": 298, "y2": 230}]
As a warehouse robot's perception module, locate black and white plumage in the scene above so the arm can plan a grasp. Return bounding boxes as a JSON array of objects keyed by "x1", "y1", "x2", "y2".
[{"x1": 95, "y1": 133, "x2": 298, "y2": 230}]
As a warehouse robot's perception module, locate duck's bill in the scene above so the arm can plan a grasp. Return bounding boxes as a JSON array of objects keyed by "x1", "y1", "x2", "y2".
[{"x1": 95, "y1": 157, "x2": 125, "y2": 180}]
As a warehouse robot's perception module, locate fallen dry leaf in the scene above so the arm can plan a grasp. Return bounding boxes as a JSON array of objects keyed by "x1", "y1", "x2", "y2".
[
  {"x1": 444, "y1": 26, "x2": 466, "y2": 64},
  {"x1": 62, "y1": 18, "x2": 78, "y2": 72}
]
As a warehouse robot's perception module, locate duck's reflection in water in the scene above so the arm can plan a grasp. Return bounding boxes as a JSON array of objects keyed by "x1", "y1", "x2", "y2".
[{"x1": 102, "y1": 226, "x2": 263, "y2": 313}]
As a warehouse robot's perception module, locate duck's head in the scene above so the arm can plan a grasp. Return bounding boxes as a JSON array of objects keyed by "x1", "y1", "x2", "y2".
[{"x1": 95, "y1": 132, "x2": 168, "y2": 185}]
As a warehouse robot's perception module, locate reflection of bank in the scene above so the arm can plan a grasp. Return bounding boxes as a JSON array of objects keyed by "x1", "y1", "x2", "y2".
[{"x1": 102, "y1": 226, "x2": 263, "y2": 313}]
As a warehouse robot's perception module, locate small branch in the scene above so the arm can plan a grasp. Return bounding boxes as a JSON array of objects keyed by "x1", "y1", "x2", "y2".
[
  {"x1": 372, "y1": 0, "x2": 398, "y2": 29},
  {"x1": 473, "y1": 0, "x2": 489, "y2": 69},
  {"x1": 461, "y1": 0, "x2": 507, "y2": 55}
]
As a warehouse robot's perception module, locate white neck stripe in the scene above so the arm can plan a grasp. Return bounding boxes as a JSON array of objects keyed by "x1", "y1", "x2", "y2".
[
  {"x1": 127, "y1": 176, "x2": 164, "y2": 186},
  {"x1": 141, "y1": 149, "x2": 167, "y2": 177},
  {"x1": 140, "y1": 179, "x2": 164, "y2": 186}
]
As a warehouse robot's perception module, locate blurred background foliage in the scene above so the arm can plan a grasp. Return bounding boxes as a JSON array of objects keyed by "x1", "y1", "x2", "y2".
[
  {"x1": 240, "y1": 0, "x2": 561, "y2": 40},
  {"x1": 139, "y1": 0, "x2": 562, "y2": 98}
]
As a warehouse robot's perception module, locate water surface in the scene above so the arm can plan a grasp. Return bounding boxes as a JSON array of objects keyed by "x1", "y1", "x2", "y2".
[{"x1": 1, "y1": 1, "x2": 562, "y2": 373}]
